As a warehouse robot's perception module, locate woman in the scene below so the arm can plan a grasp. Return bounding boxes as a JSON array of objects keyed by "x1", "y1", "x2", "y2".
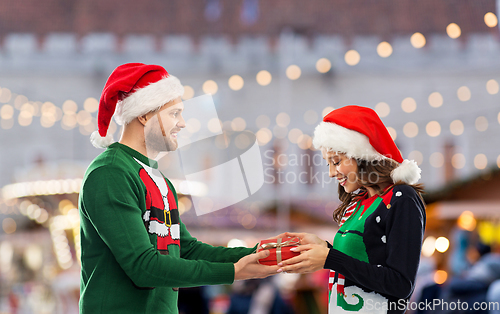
[{"x1": 277, "y1": 106, "x2": 426, "y2": 314}]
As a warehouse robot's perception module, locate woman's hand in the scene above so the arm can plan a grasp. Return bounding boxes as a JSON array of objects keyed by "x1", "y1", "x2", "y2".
[
  {"x1": 284, "y1": 232, "x2": 327, "y2": 247},
  {"x1": 276, "y1": 244, "x2": 330, "y2": 274}
]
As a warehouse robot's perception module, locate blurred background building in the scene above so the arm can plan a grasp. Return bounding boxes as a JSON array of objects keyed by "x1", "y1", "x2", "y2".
[{"x1": 1, "y1": 1, "x2": 500, "y2": 313}]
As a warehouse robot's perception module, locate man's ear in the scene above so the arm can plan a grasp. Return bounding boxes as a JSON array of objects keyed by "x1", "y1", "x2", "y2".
[{"x1": 137, "y1": 114, "x2": 148, "y2": 126}]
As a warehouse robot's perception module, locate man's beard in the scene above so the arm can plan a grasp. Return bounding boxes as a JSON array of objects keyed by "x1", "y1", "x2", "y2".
[{"x1": 145, "y1": 124, "x2": 177, "y2": 153}]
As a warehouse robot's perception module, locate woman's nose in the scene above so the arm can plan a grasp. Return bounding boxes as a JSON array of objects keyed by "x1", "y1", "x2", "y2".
[{"x1": 329, "y1": 165, "x2": 337, "y2": 177}]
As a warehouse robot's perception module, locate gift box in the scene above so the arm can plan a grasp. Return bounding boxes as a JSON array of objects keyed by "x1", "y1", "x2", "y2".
[{"x1": 257, "y1": 237, "x2": 300, "y2": 265}]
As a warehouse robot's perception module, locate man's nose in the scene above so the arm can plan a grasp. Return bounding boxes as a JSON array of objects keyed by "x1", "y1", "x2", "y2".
[{"x1": 178, "y1": 115, "x2": 186, "y2": 128}]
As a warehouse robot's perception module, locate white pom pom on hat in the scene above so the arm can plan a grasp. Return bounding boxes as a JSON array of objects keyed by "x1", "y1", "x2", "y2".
[
  {"x1": 91, "y1": 63, "x2": 184, "y2": 149},
  {"x1": 313, "y1": 105, "x2": 421, "y2": 185}
]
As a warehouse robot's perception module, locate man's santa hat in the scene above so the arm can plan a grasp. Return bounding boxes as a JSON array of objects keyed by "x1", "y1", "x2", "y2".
[
  {"x1": 313, "y1": 105, "x2": 421, "y2": 185},
  {"x1": 91, "y1": 63, "x2": 184, "y2": 148}
]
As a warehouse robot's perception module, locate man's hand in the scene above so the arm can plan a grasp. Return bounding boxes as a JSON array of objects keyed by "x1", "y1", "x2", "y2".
[
  {"x1": 234, "y1": 250, "x2": 279, "y2": 281},
  {"x1": 276, "y1": 244, "x2": 329, "y2": 274}
]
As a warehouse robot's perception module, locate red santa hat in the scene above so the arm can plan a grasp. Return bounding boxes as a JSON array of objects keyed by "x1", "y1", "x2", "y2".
[
  {"x1": 313, "y1": 105, "x2": 421, "y2": 185},
  {"x1": 90, "y1": 63, "x2": 184, "y2": 148}
]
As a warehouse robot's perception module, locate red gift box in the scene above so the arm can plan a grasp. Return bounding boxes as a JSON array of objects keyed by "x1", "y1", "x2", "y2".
[{"x1": 257, "y1": 237, "x2": 300, "y2": 265}]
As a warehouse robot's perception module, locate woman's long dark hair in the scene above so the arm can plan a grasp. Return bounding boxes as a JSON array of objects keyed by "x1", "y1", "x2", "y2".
[{"x1": 333, "y1": 158, "x2": 425, "y2": 224}]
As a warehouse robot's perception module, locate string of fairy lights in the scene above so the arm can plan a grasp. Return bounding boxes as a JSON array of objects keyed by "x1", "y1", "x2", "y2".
[{"x1": 2, "y1": 14, "x2": 499, "y2": 172}]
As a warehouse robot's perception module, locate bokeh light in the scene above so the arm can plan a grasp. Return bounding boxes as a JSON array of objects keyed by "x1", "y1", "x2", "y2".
[
  {"x1": 256, "y1": 128, "x2": 272, "y2": 146},
  {"x1": 377, "y1": 41, "x2": 393, "y2": 58},
  {"x1": 474, "y1": 154, "x2": 488, "y2": 170},
  {"x1": 276, "y1": 112, "x2": 290, "y2": 127},
  {"x1": 14, "y1": 95, "x2": 29, "y2": 109},
  {"x1": 182, "y1": 86, "x2": 195, "y2": 100},
  {"x1": 344, "y1": 50, "x2": 360, "y2": 66},
  {"x1": 0, "y1": 88, "x2": 12, "y2": 103},
  {"x1": 2, "y1": 218, "x2": 16, "y2": 234},
  {"x1": 401, "y1": 97, "x2": 417, "y2": 113},
  {"x1": 228, "y1": 75, "x2": 244, "y2": 91},
  {"x1": 202, "y1": 80, "x2": 218, "y2": 94},
  {"x1": 207, "y1": 118, "x2": 222, "y2": 133},
  {"x1": 408, "y1": 151, "x2": 423, "y2": 165},
  {"x1": 1, "y1": 105, "x2": 14, "y2": 120},
  {"x1": 286, "y1": 65, "x2": 301, "y2": 80},
  {"x1": 429, "y1": 152, "x2": 444, "y2": 168},
  {"x1": 410, "y1": 32, "x2": 426, "y2": 48},
  {"x1": 486, "y1": 79, "x2": 499, "y2": 95},
  {"x1": 297, "y1": 134, "x2": 313, "y2": 150},
  {"x1": 316, "y1": 58, "x2": 332, "y2": 73},
  {"x1": 451, "y1": 153, "x2": 466, "y2": 169},
  {"x1": 303, "y1": 110, "x2": 318, "y2": 125},
  {"x1": 84, "y1": 97, "x2": 99, "y2": 113},
  {"x1": 288, "y1": 128, "x2": 303, "y2": 144},
  {"x1": 256, "y1": 114, "x2": 270, "y2": 128},
  {"x1": 434, "y1": 270, "x2": 448, "y2": 284},
  {"x1": 426, "y1": 121, "x2": 441, "y2": 137},
  {"x1": 435, "y1": 237, "x2": 450, "y2": 253},
  {"x1": 446, "y1": 23, "x2": 461, "y2": 39},
  {"x1": 484, "y1": 12, "x2": 498, "y2": 27},
  {"x1": 422, "y1": 236, "x2": 436, "y2": 257},
  {"x1": 256, "y1": 70, "x2": 272, "y2": 86},
  {"x1": 457, "y1": 211, "x2": 476, "y2": 231},
  {"x1": 457, "y1": 86, "x2": 471, "y2": 101},
  {"x1": 428, "y1": 92, "x2": 443, "y2": 108},
  {"x1": 475, "y1": 116, "x2": 488, "y2": 132},
  {"x1": 231, "y1": 117, "x2": 246, "y2": 131},
  {"x1": 403, "y1": 122, "x2": 419, "y2": 138},
  {"x1": 375, "y1": 102, "x2": 390, "y2": 117},
  {"x1": 450, "y1": 120, "x2": 464, "y2": 136}
]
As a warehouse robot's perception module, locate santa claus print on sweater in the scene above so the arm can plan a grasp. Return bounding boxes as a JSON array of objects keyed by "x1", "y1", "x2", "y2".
[{"x1": 134, "y1": 158, "x2": 180, "y2": 255}]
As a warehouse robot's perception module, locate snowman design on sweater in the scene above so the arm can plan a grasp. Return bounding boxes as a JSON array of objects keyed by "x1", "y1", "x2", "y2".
[{"x1": 135, "y1": 158, "x2": 180, "y2": 255}]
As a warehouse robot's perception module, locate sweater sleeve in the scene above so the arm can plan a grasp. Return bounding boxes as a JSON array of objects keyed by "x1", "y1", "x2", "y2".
[
  {"x1": 180, "y1": 223, "x2": 257, "y2": 263},
  {"x1": 323, "y1": 189, "x2": 425, "y2": 299},
  {"x1": 81, "y1": 166, "x2": 236, "y2": 288}
]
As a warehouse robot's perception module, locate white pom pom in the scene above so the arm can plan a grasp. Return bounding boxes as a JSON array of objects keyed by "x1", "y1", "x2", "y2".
[
  {"x1": 90, "y1": 130, "x2": 114, "y2": 149},
  {"x1": 391, "y1": 159, "x2": 421, "y2": 185}
]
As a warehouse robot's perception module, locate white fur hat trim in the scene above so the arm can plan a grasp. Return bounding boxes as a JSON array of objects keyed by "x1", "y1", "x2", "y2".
[
  {"x1": 114, "y1": 75, "x2": 184, "y2": 126},
  {"x1": 313, "y1": 121, "x2": 386, "y2": 161}
]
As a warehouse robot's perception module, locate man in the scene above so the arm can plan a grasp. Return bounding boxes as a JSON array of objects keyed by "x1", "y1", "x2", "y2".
[{"x1": 79, "y1": 63, "x2": 277, "y2": 313}]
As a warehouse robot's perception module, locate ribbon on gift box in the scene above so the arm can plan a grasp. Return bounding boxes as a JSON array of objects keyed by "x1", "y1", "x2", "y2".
[{"x1": 258, "y1": 237, "x2": 300, "y2": 264}]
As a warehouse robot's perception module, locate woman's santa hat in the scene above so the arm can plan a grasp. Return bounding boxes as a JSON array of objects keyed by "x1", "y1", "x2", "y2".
[
  {"x1": 90, "y1": 63, "x2": 184, "y2": 148},
  {"x1": 313, "y1": 105, "x2": 421, "y2": 185}
]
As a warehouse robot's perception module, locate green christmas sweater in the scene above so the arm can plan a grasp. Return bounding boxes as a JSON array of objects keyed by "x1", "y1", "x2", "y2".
[
  {"x1": 79, "y1": 142, "x2": 255, "y2": 313},
  {"x1": 324, "y1": 185, "x2": 426, "y2": 314}
]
